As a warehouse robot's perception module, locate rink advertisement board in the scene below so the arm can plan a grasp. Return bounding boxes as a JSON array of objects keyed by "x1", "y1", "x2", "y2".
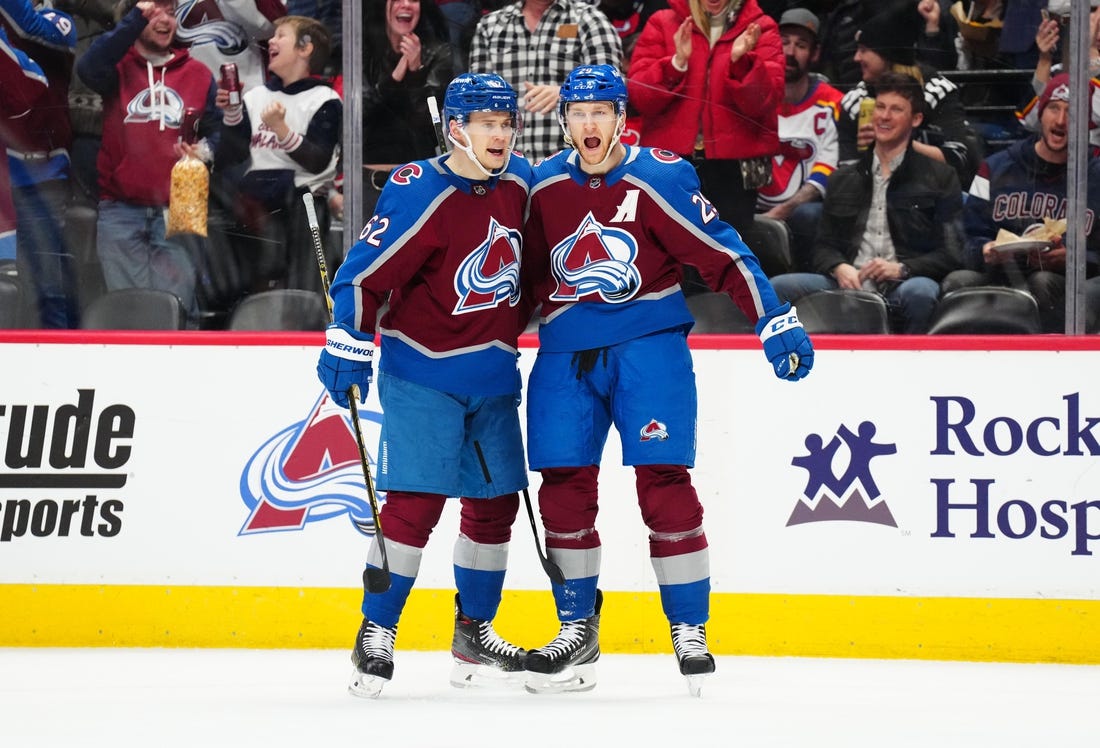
[{"x1": 1, "y1": 331, "x2": 1098, "y2": 663}]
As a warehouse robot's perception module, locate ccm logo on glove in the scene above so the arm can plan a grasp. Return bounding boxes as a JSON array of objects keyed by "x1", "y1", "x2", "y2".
[
  {"x1": 755, "y1": 303, "x2": 814, "y2": 381},
  {"x1": 758, "y1": 312, "x2": 803, "y2": 341}
]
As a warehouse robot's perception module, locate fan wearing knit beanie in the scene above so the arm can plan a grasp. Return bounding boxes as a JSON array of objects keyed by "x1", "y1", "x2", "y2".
[
  {"x1": 941, "y1": 71, "x2": 1100, "y2": 334},
  {"x1": 855, "y1": 0, "x2": 923, "y2": 72},
  {"x1": 836, "y1": 0, "x2": 982, "y2": 188}
]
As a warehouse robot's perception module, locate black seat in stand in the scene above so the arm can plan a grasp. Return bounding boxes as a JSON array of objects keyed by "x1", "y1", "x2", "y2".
[
  {"x1": 797, "y1": 289, "x2": 891, "y2": 334},
  {"x1": 0, "y1": 275, "x2": 25, "y2": 328},
  {"x1": 81, "y1": 288, "x2": 187, "y2": 330},
  {"x1": 927, "y1": 287, "x2": 1043, "y2": 335},
  {"x1": 685, "y1": 291, "x2": 755, "y2": 334},
  {"x1": 226, "y1": 289, "x2": 329, "y2": 331}
]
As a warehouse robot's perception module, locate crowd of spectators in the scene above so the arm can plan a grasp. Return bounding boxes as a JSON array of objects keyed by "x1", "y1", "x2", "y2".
[{"x1": 0, "y1": 0, "x2": 1096, "y2": 332}]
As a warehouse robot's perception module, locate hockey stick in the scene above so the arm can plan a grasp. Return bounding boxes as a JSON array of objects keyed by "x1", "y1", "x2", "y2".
[
  {"x1": 303, "y1": 192, "x2": 391, "y2": 594},
  {"x1": 427, "y1": 96, "x2": 448, "y2": 156},
  {"x1": 473, "y1": 440, "x2": 565, "y2": 585}
]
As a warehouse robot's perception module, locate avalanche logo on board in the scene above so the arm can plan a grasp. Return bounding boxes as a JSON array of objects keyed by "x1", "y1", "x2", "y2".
[
  {"x1": 788, "y1": 420, "x2": 898, "y2": 527},
  {"x1": 239, "y1": 393, "x2": 382, "y2": 537}
]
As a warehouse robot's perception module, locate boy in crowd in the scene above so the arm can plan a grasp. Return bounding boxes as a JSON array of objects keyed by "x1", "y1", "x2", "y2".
[{"x1": 215, "y1": 15, "x2": 341, "y2": 294}]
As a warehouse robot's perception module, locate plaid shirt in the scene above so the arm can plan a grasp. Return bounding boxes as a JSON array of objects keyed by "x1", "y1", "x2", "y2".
[{"x1": 469, "y1": 0, "x2": 622, "y2": 160}]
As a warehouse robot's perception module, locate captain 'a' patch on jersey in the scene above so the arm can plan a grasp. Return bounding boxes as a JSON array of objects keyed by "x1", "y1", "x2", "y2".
[
  {"x1": 549, "y1": 211, "x2": 642, "y2": 304},
  {"x1": 453, "y1": 216, "x2": 522, "y2": 314}
]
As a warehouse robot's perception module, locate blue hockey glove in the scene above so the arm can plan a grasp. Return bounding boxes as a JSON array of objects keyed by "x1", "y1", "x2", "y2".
[
  {"x1": 317, "y1": 323, "x2": 375, "y2": 408},
  {"x1": 756, "y1": 303, "x2": 814, "y2": 381}
]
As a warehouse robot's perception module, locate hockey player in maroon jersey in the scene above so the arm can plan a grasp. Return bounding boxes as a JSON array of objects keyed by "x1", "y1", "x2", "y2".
[
  {"x1": 520, "y1": 64, "x2": 814, "y2": 696},
  {"x1": 316, "y1": 73, "x2": 533, "y2": 698},
  {"x1": 0, "y1": 9, "x2": 48, "y2": 268},
  {"x1": 0, "y1": 0, "x2": 81, "y2": 328}
]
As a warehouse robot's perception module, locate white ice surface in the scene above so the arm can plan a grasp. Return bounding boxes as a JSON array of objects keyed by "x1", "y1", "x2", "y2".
[{"x1": 2, "y1": 649, "x2": 1096, "y2": 747}]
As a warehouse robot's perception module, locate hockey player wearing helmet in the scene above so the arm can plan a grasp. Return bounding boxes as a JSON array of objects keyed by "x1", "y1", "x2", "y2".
[
  {"x1": 443, "y1": 72, "x2": 520, "y2": 178},
  {"x1": 520, "y1": 64, "x2": 814, "y2": 696},
  {"x1": 317, "y1": 73, "x2": 534, "y2": 698}
]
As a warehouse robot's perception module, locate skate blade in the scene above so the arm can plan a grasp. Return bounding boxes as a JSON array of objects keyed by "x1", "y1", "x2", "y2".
[
  {"x1": 524, "y1": 663, "x2": 597, "y2": 694},
  {"x1": 348, "y1": 668, "x2": 389, "y2": 699},
  {"x1": 449, "y1": 661, "x2": 526, "y2": 690},
  {"x1": 685, "y1": 673, "x2": 710, "y2": 697}
]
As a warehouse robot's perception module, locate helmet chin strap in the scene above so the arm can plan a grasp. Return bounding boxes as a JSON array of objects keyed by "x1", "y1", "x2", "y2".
[{"x1": 448, "y1": 123, "x2": 516, "y2": 178}]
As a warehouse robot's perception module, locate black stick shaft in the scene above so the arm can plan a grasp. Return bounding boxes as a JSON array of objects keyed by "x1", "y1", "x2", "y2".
[
  {"x1": 304, "y1": 192, "x2": 391, "y2": 593},
  {"x1": 474, "y1": 440, "x2": 565, "y2": 585}
]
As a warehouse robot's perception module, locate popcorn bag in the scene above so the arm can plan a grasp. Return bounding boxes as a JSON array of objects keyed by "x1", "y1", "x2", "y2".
[{"x1": 166, "y1": 107, "x2": 209, "y2": 238}]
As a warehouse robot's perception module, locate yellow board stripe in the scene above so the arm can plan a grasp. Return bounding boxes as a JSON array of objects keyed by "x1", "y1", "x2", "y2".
[{"x1": 2, "y1": 584, "x2": 1098, "y2": 664}]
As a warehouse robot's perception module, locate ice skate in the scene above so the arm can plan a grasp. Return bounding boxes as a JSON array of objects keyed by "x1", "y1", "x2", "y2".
[
  {"x1": 671, "y1": 622, "x2": 715, "y2": 697},
  {"x1": 450, "y1": 593, "x2": 527, "y2": 689},
  {"x1": 524, "y1": 590, "x2": 602, "y2": 694},
  {"x1": 348, "y1": 618, "x2": 397, "y2": 699}
]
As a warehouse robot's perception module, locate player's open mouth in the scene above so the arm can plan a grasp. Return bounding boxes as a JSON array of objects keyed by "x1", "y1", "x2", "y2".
[{"x1": 584, "y1": 137, "x2": 601, "y2": 149}]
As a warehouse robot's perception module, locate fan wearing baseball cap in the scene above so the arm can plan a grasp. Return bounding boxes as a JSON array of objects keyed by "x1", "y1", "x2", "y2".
[{"x1": 754, "y1": 8, "x2": 844, "y2": 273}]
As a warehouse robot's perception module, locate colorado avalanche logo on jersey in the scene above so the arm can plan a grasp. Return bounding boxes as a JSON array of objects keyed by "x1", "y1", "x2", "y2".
[
  {"x1": 651, "y1": 149, "x2": 681, "y2": 164},
  {"x1": 549, "y1": 212, "x2": 641, "y2": 303},
  {"x1": 175, "y1": 0, "x2": 249, "y2": 54},
  {"x1": 390, "y1": 163, "x2": 423, "y2": 185},
  {"x1": 640, "y1": 419, "x2": 669, "y2": 441},
  {"x1": 453, "y1": 217, "x2": 522, "y2": 313},
  {"x1": 124, "y1": 86, "x2": 185, "y2": 128}
]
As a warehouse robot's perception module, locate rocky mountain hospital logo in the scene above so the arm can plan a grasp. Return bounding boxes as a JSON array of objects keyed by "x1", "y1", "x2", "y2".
[
  {"x1": 239, "y1": 393, "x2": 382, "y2": 536},
  {"x1": 788, "y1": 421, "x2": 898, "y2": 527}
]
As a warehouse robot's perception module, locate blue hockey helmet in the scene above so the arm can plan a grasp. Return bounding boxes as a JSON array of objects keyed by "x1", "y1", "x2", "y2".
[
  {"x1": 442, "y1": 73, "x2": 519, "y2": 177},
  {"x1": 443, "y1": 73, "x2": 518, "y2": 125},
  {"x1": 558, "y1": 64, "x2": 628, "y2": 119}
]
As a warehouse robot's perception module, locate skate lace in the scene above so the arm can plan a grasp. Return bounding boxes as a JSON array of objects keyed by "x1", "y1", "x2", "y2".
[
  {"x1": 476, "y1": 620, "x2": 523, "y2": 657},
  {"x1": 475, "y1": 620, "x2": 521, "y2": 655},
  {"x1": 360, "y1": 623, "x2": 396, "y2": 663},
  {"x1": 539, "y1": 620, "x2": 587, "y2": 659},
  {"x1": 670, "y1": 623, "x2": 708, "y2": 659}
]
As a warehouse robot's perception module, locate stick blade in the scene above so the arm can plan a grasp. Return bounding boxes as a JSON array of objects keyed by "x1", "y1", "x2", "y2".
[
  {"x1": 544, "y1": 560, "x2": 566, "y2": 586},
  {"x1": 363, "y1": 567, "x2": 392, "y2": 594}
]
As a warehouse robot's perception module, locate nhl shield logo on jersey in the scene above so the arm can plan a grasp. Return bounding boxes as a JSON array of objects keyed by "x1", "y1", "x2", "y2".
[
  {"x1": 640, "y1": 419, "x2": 669, "y2": 441},
  {"x1": 453, "y1": 217, "x2": 522, "y2": 313},
  {"x1": 787, "y1": 420, "x2": 898, "y2": 528},
  {"x1": 239, "y1": 393, "x2": 383, "y2": 537},
  {"x1": 549, "y1": 212, "x2": 641, "y2": 304}
]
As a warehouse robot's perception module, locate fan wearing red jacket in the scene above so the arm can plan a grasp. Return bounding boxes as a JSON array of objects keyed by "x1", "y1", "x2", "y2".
[{"x1": 627, "y1": 0, "x2": 784, "y2": 240}]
